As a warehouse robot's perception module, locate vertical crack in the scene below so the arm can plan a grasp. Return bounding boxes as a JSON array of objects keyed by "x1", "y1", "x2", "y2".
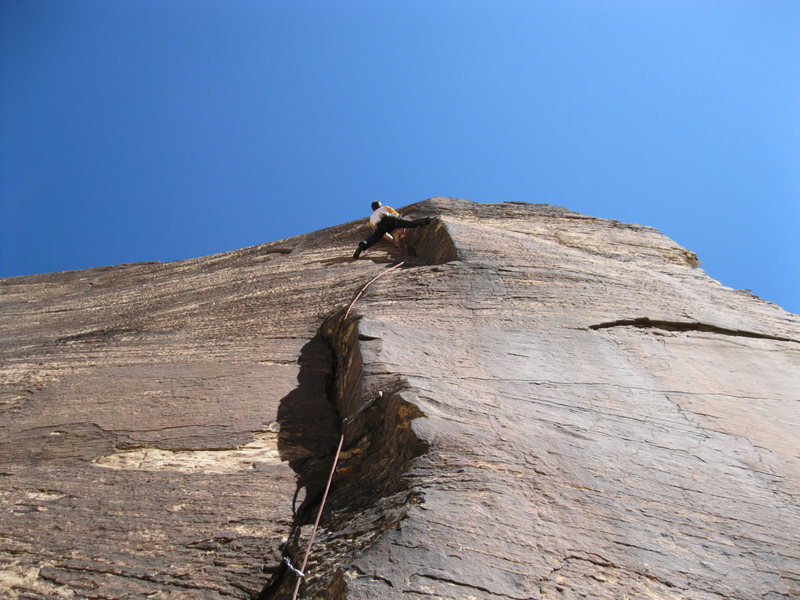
[{"x1": 259, "y1": 311, "x2": 427, "y2": 600}]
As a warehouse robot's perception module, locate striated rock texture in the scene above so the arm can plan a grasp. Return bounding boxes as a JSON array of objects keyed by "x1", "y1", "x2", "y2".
[{"x1": 1, "y1": 198, "x2": 799, "y2": 600}]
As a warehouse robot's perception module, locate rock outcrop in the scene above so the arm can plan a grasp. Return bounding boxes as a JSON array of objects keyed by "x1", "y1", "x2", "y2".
[{"x1": 1, "y1": 198, "x2": 798, "y2": 600}]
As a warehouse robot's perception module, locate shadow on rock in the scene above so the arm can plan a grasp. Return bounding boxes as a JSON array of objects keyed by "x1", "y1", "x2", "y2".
[
  {"x1": 260, "y1": 333, "x2": 341, "y2": 600},
  {"x1": 275, "y1": 333, "x2": 341, "y2": 520}
]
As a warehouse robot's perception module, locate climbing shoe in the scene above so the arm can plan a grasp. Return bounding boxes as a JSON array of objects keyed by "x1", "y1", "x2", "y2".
[{"x1": 353, "y1": 242, "x2": 366, "y2": 259}]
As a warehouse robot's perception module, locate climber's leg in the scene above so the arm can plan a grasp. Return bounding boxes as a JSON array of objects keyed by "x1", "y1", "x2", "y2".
[
  {"x1": 353, "y1": 228, "x2": 386, "y2": 259},
  {"x1": 353, "y1": 217, "x2": 431, "y2": 259},
  {"x1": 391, "y1": 217, "x2": 431, "y2": 228}
]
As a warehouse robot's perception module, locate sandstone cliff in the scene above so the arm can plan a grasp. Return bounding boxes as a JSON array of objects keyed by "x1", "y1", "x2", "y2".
[{"x1": 1, "y1": 198, "x2": 798, "y2": 600}]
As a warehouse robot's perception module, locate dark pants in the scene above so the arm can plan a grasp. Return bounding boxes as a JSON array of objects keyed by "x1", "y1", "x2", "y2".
[{"x1": 360, "y1": 216, "x2": 429, "y2": 250}]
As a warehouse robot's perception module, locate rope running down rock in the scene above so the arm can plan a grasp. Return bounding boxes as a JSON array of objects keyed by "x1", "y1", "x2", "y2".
[
  {"x1": 291, "y1": 260, "x2": 406, "y2": 600},
  {"x1": 344, "y1": 261, "x2": 405, "y2": 320}
]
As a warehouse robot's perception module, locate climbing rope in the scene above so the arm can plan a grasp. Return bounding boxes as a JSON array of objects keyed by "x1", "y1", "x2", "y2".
[
  {"x1": 290, "y1": 433, "x2": 344, "y2": 600},
  {"x1": 343, "y1": 260, "x2": 405, "y2": 320},
  {"x1": 290, "y1": 262, "x2": 405, "y2": 599}
]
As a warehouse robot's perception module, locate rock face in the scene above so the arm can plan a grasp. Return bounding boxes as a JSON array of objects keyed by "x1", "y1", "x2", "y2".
[{"x1": 1, "y1": 198, "x2": 798, "y2": 600}]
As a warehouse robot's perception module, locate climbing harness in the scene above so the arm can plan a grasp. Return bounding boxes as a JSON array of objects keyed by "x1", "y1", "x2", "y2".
[{"x1": 289, "y1": 263, "x2": 406, "y2": 600}]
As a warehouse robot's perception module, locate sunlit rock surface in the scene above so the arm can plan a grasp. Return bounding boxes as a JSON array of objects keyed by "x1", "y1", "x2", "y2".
[{"x1": 1, "y1": 198, "x2": 798, "y2": 599}]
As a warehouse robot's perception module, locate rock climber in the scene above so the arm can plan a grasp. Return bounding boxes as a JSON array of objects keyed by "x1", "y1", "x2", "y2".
[{"x1": 353, "y1": 202, "x2": 432, "y2": 259}]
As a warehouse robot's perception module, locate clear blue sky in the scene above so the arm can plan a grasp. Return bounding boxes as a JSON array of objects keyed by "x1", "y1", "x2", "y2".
[{"x1": 2, "y1": 0, "x2": 798, "y2": 314}]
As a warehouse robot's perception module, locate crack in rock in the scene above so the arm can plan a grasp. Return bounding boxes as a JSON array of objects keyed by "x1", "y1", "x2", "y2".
[{"x1": 589, "y1": 317, "x2": 800, "y2": 344}]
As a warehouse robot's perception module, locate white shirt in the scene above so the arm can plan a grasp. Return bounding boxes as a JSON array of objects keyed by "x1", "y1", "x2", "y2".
[{"x1": 369, "y1": 206, "x2": 399, "y2": 227}]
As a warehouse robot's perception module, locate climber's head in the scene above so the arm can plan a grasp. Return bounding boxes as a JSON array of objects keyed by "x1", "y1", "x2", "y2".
[{"x1": 371, "y1": 201, "x2": 382, "y2": 211}]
